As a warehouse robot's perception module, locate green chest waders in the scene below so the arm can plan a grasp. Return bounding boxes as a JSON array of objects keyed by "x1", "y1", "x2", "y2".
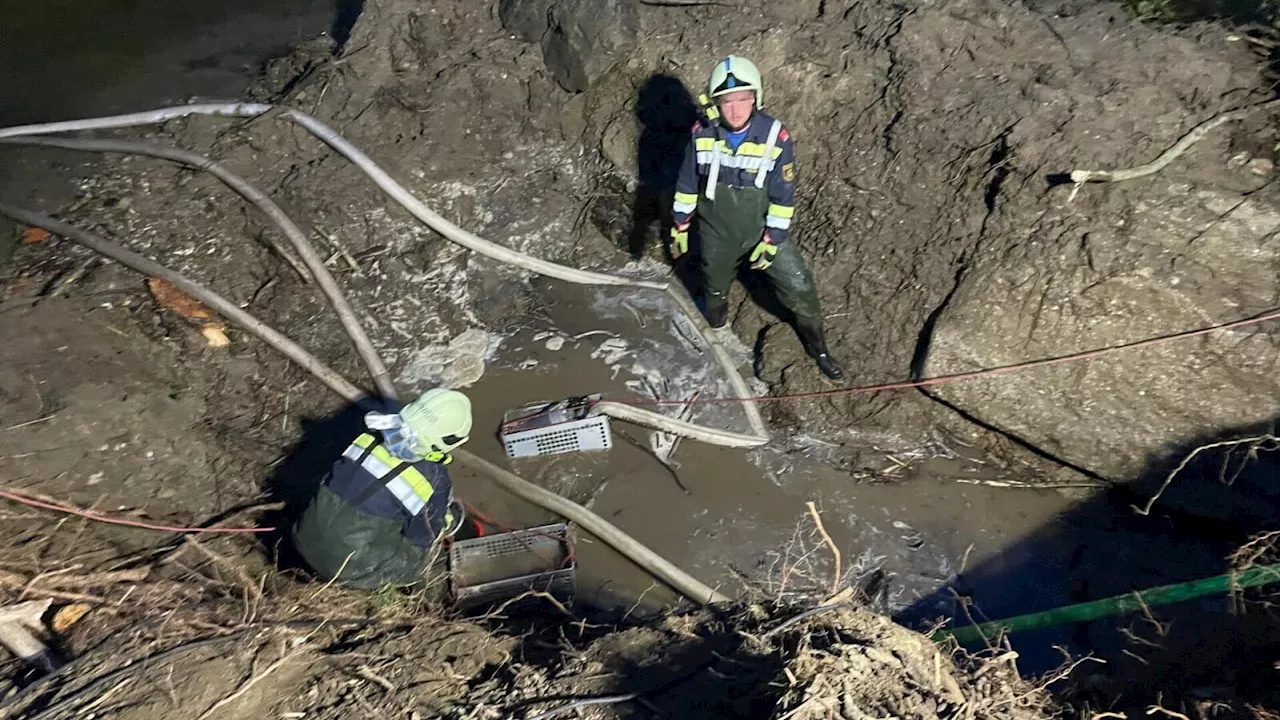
[{"x1": 696, "y1": 184, "x2": 823, "y2": 332}]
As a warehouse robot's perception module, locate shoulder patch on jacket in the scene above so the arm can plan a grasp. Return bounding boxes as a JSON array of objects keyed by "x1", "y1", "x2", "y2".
[
  {"x1": 779, "y1": 128, "x2": 790, "y2": 142},
  {"x1": 691, "y1": 121, "x2": 702, "y2": 133},
  {"x1": 782, "y1": 162, "x2": 796, "y2": 182}
]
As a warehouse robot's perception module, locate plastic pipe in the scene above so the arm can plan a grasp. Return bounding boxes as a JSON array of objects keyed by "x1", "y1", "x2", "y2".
[
  {"x1": 595, "y1": 401, "x2": 766, "y2": 448},
  {"x1": 934, "y1": 561, "x2": 1280, "y2": 645}
]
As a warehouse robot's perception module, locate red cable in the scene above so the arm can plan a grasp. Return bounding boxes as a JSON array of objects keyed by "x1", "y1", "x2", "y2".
[
  {"x1": 12, "y1": 309, "x2": 1269, "y2": 541},
  {"x1": 460, "y1": 500, "x2": 576, "y2": 569},
  {"x1": 0, "y1": 489, "x2": 275, "y2": 534},
  {"x1": 617, "y1": 308, "x2": 1280, "y2": 407}
]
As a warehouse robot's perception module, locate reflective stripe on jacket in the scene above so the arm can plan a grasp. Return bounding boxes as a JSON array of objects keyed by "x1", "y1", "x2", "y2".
[
  {"x1": 672, "y1": 110, "x2": 798, "y2": 245},
  {"x1": 325, "y1": 432, "x2": 452, "y2": 547}
]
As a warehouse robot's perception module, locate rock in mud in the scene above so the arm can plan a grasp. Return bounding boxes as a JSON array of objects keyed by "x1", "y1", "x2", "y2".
[
  {"x1": 540, "y1": 0, "x2": 639, "y2": 92},
  {"x1": 499, "y1": 0, "x2": 555, "y2": 43},
  {"x1": 923, "y1": 181, "x2": 1280, "y2": 491}
]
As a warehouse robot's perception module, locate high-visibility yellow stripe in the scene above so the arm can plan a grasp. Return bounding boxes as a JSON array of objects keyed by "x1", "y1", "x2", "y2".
[
  {"x1": 396, "y1": 468, "x2": 434, "y2": 503},
  {"x1": 767, "y1": 204, "x2": 795, "y2": 219},
  {"x1": 695, "y1": 138, "x2": 784, "y2": 158},
  {"x1": 674, "y1": 191, "x2": 698, "y2": 205},
  {"x1": 350, "y1": 433, "x2": 434, "y2": 504},
  {"x1": 737, "y1": 142, "x2": 785, "y2": 159}
]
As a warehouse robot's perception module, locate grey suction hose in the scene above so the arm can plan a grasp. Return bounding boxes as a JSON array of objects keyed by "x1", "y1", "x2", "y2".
[
  {"x1": 0, "y1": 135, "x2": 399, "y2": 400},
  {"x1": 0, "y1": 204, "x2": 731, "y2": 606},
  {"x1": 0, "y1": 103, "x2": 770, "y2": 446}
]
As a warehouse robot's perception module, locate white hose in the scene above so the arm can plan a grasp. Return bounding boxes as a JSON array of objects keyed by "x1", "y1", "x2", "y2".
[
  {"x1": 0, "y1": 102, "x2": 771, "y2": 445},
  {"x1": 0, "y1": 203, "x2": 731, "y2": 606},
  {"x1": 595, "y1": 401, "x2": 765, "y2": 448}
]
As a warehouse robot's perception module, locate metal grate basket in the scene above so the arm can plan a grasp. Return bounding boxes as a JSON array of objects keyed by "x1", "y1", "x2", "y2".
[
  {"x1": 500, "y1": 396, "x2": 612, "y2": 459},
  {"x1": 449, "y1": 523, "x2": 575, "y2": 610}
]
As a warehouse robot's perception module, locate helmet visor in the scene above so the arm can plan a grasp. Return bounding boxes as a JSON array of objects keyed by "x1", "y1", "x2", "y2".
[
  {"x1": 438, "y1": 433, "x2": 468, "y2": 451},
  {"x1": 712, "y1": 73, "x2": 754, "y2": 97}
]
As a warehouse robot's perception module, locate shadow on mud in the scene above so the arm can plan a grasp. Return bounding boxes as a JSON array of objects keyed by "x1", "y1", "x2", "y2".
[
  {"x1": 258, "y1": 400, "x2": 372, "y2": 574},
  {"x1": 332, "y1": 0, "x2": 366, "y2": 51},
  {"x1": 899, "y1": 417, "x2": 1280, "y2": 709},
  {"x1": 626, "y1": 74, "x2": 698, "y2": 263}
]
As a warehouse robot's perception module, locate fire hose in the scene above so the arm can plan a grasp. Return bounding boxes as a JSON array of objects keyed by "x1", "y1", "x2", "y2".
[
  {"x1": 0, "y1": 202, "x2": 731, "y2": 605},
  {"x1": 0, "y1": 103, "x2": 770, "y2": 447}
]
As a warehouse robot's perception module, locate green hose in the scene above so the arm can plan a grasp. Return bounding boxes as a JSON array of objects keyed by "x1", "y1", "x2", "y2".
[{"x1": 933, "y1": 562, "x2": 1280, "y2": 645}]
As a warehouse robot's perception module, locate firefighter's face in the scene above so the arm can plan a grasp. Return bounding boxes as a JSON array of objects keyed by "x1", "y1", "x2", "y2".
[{"x1": 716, "y1": 90, "x2": 755, "y2": 130}]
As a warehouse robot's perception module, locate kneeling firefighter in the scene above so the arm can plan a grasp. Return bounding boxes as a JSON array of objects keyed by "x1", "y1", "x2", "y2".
[
  {"x1": 292, "y1": 388, "x2": 473, "y2": 592},
  {"x1": 670, "y1": 55, "x2": 845, "y2": 381}
]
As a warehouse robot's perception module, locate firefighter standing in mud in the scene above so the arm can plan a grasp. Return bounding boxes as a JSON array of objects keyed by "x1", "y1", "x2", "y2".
[
  {"x1": 291, "y1": 388, "x2": 472, "y2": 593},
  {"x1": 670, "y1": 55, "x2": 844, "y2": 381}
]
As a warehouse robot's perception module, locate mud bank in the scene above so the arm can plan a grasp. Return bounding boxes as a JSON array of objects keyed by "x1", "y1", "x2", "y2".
[
  {"x1": 2, "y1": 0, "x2": 1280, "y2": 715},
  {"x1": 0, "y1": 567, "x2": 1055, "y2": 720}
]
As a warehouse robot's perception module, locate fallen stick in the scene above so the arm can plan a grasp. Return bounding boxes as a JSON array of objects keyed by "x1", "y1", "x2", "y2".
[
  {"x1": 525, "y1": 693, "x2": 639, "y2": 720},
  {"x1": 0, "y1": 206, "x2": 730, "y2": 607},
  {"x1": 1132, "y1": 434, "x2": 1273, "y2": 516},
  {"x1": 805, "y1": 501, "x2": 842, "y2": 597},
  {"x1": 1070, "y1": 99, "x2": 1280, "y2": 184},
  {"x1": 0, "y1": 582, "x2": 106, "y2": 605},
  {"x1": 196, "y1": 642, "x2": 305, "y2": 720},
  {"x1": 182, "y1": 536, "x2": 263, "y2": 602}
]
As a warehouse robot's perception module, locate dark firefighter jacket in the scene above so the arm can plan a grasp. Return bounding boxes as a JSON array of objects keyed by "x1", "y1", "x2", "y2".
[
  {"x1": 291, "y1": 400, "x2": 453, "y2": 590},
  {"x1": 671, "y1": 110, "x2": 797, "y2": 245}
]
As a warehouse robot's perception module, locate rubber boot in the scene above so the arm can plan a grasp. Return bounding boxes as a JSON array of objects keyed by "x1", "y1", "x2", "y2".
[
  {"x1": 797, "y1": 323, "x2": 845, "y2": 381},
  {"x1": 702, "y1": 298, "x2": 730, "y2": 329}
]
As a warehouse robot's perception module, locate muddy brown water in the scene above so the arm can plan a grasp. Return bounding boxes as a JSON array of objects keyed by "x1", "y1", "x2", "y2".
[{"x1": 444, "y1": 283, "x2": 1084, "y2": 658}]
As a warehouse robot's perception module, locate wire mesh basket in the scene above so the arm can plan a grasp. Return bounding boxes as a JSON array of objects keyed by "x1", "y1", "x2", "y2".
[{"x1": 448, "y1": 523, "x2": 575, "y2": 610}]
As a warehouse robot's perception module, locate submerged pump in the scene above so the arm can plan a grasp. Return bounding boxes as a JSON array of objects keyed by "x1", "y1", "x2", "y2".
[{"x1": 499, "y1": 394, "x2": 613, "y2": 459}]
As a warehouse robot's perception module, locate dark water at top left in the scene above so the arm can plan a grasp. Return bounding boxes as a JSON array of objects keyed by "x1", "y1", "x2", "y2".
[{"x1": 0, "y1": 0, "x2": 340, "y2": 126}]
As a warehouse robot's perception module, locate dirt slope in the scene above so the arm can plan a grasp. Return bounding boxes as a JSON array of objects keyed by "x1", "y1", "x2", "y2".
[
  {"x1": 240, "y1": 0, "x2": 1278, "y2": 485},
  {"x1": 0, "y1": 588, "x2": 1053, "y2": 720},
  {"x1": 5, "y1": 0, "x2": 1271, "y2": 488}
]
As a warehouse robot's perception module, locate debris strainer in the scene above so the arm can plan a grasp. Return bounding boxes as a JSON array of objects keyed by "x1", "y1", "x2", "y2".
[
  {"x1": 449, "y1": 523, "x2": 575, "y2": 610},
  {"x1": 500, "y1": 394, "x2": 611, "y2": 459}
]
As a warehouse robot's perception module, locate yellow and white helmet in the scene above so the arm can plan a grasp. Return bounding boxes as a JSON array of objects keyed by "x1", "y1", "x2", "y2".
[
  {"x1": 707, "y1": 55, "x2": 764, "y2": 109},
  {"x1": 400, "y1": 388, "x2": 473, "y2": 455}
]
